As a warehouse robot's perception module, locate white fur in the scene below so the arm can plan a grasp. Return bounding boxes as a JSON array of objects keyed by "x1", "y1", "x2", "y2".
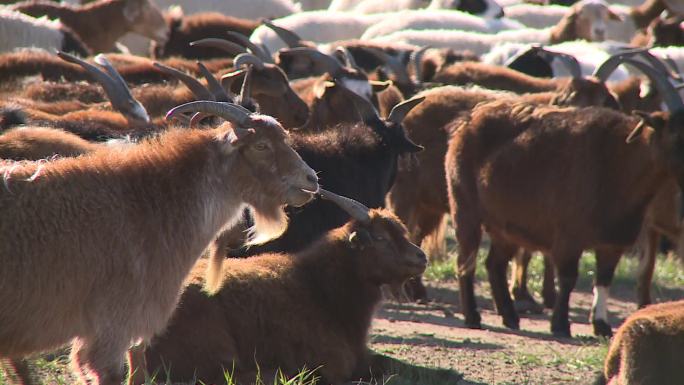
[
  {"x1": 152, "y1": 0, "x2": 300, "y2": 19},
  {"x1": 328, "y1": 0, "x2": 362, "y2": 11},
  {"x1": 360, "y1": 9, "x2": 523, "y2": 40},
  {"x1": 297, "y1": 0, "x2": 334, "y2": 10},
  {"x1": 591, "y1": 285, "x2": 609, "y2": 322},
  {"x1": 250, "y1": 11, "x2": 387, "y2": 55},
  {"x1": 0, "y1": 10, "x2": 66, "y2": 53},
  {"x1": 349, "y1": 0, "x2": 502, "y2": 17}
]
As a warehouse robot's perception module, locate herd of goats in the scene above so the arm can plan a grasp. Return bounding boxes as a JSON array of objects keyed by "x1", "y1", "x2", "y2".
[{"x1": 2, "y1": 0, "x2": 684, "y2": 384}]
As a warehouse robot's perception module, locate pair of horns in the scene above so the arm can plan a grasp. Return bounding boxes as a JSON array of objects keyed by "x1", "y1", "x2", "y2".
[
  {"x1": 154, "y1": 61, "x2": 232, "y2": 102},
  {"x1": 279, "y1": 47, "x2": 347, "y2": 77},
  {"x1": 166, "y1": 101, "x2": 255, "y2": 138},
  {"x1": 57, "y1": 51, "x2": 150, "y2": 124},
  {"x1": 335, "y1": 82, "x2": 424, "y2": 125},
  {"x1": 263, "y1": 19, "x2": 308, "y2": 49},
  {"x1": 319, "y1": 189, "x2": 370, "y2": 223}
]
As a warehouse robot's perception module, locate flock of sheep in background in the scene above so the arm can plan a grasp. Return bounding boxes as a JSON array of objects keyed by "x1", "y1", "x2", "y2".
[{"x1": 1, "y1": 0, "x2": 684, "y2": 384}]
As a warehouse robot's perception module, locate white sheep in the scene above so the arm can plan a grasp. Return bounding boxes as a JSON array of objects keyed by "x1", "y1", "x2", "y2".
[
  {"x1": 347, "y1": 0, "x2": 504, "y2": 18},
  {"x1": 360, "y1": 9, "x2": 523, "y2": 40},
  {"x1": 0, "y1": 9, "x2": 86, "y2": 55},
  {"x1": 151, "y1": 0, "x2": 300, "y2": 19}
]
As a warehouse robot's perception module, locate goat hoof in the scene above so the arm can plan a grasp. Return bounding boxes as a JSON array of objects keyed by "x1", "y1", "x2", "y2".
[
  {"x1": 514, "y1": 298, "x2": 544, "y2": 315},
  {"x1": 464, "y1": 313, "x2": 482, "y2": 329},
  {"x1": 551, "y1": 322, "x2": 571, "y2": 338},
  {"x1": 543, "y1": 298, "x2": 555, "y2": 309},
  {"x1": 593, "y1": 320, "x2": 613, "y2": 338},
  {"x1": 503, "y1": 317, "x2": 520, "y2": 330}
]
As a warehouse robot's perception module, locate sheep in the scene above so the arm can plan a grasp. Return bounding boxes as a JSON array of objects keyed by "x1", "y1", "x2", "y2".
[
  {"x1": 10, "y1": 0, "x2": 168, "y2": 53},
  {"x1": 139, "y1": 190, "x2": 427, "y2": 385},
  {"x1": 444, "y1": 57, "x2": 684, "y2": 337},
  {"x1": 599, "y1": 300, "x2": 684, "y2": 385},
  {"x1": 0, "y1": 100, "x2": 319, "y2": 385},
  {"x1": 0, "y1": 9, "x2": 90, "y2": 56},
  {"x1": 249, "y1": 11, "x2": 388, "y2": 57},
  {"x1": 344, "y1": 0, "x2": 505, "y2": 17},
  {"x1": 369, "y1": 0, "x2": 629, "y2": 55},
  {"x1": 151, "y1": 0, "x2": 300, "y2": 20}
]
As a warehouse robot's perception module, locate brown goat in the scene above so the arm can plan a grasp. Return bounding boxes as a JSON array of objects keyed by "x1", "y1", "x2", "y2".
[
  {"x1": 11, "y1": 0, "x2": 167, "y2": 52},
  {"x1": 0, "y1": 126, "x2": 100, "y2": 160},
  {"x1": 140, "y1": 191, "x2": 426, "y2": 385},
  {"x1": 0, "y1": 101, "x2": 319, "y2": 385},
  {"x1": 445, "y1": 84, "x2": 684, "y2": 337},
  {"x1": 601, "y1": 300, "x2": 684, "y2": 385}
]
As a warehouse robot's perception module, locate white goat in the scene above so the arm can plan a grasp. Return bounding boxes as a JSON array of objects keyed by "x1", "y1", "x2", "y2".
[
  {"x1": 0, "y1": 9, "x2": 77, "y2": 54},
  {"x1": 360, "y1": 9, "x2": 523, "y2": 40}
]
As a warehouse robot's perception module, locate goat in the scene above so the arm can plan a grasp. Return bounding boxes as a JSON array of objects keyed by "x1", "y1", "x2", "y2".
[
  {"x1": 152, "y1": 0, "x2": 300, "y2": 20},
  {"x1": 0, "y1": 9, "x2": 90, "y2": 56},
  {"x1": 444, "y1": 58, "x2": 684, "y2": 337},
  {"x1": 632, "y1": 14, "x2": 684, "y2": 47},
  {"x1": 359, "y1": 9, "x2": 523, "y2": 40},
  {"x1": 600, "y1": 300, "x2": 684, "y2": 385},
  {"x1": 0, "y1": 100, "x2": 319, "y2": 385},
  {"x1": 0, "y1": 126, "x2": 100, "y2": 160},
  {"x1": 346, "y1": 0, "x2": 504, "y2": 17},
  {"x1": 10, "y1": 0, "x2": 168, "y2": 53},
  {"x1": 140, "y1": 190, "x2": 427, "y2": 385},
  {"x1": 368, "y1": 1, "x2": 620, "y2": 56}
]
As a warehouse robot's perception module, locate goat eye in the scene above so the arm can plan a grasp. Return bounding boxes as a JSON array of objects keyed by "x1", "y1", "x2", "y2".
[{"x1": 254, "y1": 143, "x2": 269, "y2": 151}]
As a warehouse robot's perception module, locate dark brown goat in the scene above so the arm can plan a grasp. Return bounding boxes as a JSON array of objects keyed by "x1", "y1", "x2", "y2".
[
  {"x1": 445, "y1": 67, "x2": 684, "y2": 337},
  {"x1": 139, "y1": 191, "x2": 426, "y2": 385},
  {"x1": 600, "y1": 300, "x2": 684, "y2": 385},
  {"x1": 11, "y1": 0, "x2": 168, "y2": 53}
]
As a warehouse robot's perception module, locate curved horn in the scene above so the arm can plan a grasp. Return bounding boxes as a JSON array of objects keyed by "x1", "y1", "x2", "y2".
[
  {"x1": 93, "y1": 54, "x2": 135, "y2": 100},
  {"x1": 593, "y1": 48, "x2": 650, "y2": 82},
  {"x1": 225, "y1": 32, "x2": 272, "y2": 63},
  {"x1": 238, "y1": 65, "x2": 253, "y2": 108},
  {"x1": 387, "y1": 96, "x2": 425, "y2": 124},
  {"x1": 153, "y1": 62, "x2": 214, "y2": 101},
  {"x1": 364, "y1": 47, "x2": 412, "y2": 86},
  {"x1": 629, "y1": 49, "x2": 682, "y2": 82},
  {"x1": 197, "y1": 61, "x2": 232, "y2": 102},
  {"x1": 262, "y1": 20, "x2": 305, "y2": 48},
  {"x1": 410, "y1": 46, "x2": 431, "y2": 83},
  {"x1": 279, "y1": 48, "x2": 344, "y2": 77},
  {"x1": 166, "y1": 101, "x2": 253, "y2": 127},
  {"x1": 318, "y1": 189, "x2": 370, "y2": 223},
  {"x1": 336, "y1": 82, "x2": 380, "y2": 123},
  {"x1": 538, "y1": 48, "x2": 582, "y2": 79},
  {"x1": 622, "y1": 58, "x2": 684, "y2": 112},
  {"x1": 234, "y1": 53, "x2": 265, "y2": 71},
  {"x1": 190, "y1": 38, "x2": 247, "y2": 57}
]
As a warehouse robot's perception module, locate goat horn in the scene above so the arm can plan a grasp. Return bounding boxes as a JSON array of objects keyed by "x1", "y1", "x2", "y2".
[
  {"x1": 190, "y1": 38, "x2": 247, "y2": 57},
  {"x1": 279, "y1": 48, "x2": 345, "y2": 77},
  {"x1": 318, "y1": 189, "x2": 370, "y2": 223},
  {"x1": 262, "y1": 20, "x2": 304, "y2": 48},
  {"x1": 336, "y1": 82, "x2": 380, "y2": 123},
  {"x1": 622, "y1": 58, "x2": 684, "y2": 112},
  {"x1": 593, "y1": 48, "x2": 649, "y2": 82},
  {"x1": 234, "y1": 53, "x2": 265, "y2": 71},
  {"x1": 225, "y1": 32, "x2": 272, "y2": 63},
  {"x1": 663, "y1": 55, "x2": 682, "y2": 80},
  {"x1": 166, "y1": 101, "x2": 253, "y2": 127},
  {"x1": 92, "y1": 54, "x2": 150, "y2": 123},
  {"x1": 387, "y1": 96, "x2": 425, "y2": 124},
  {"x1": 93, "y1": 54, "x2": 135, "y2": 100},
  {"x1": 238, "y1": 65, "x2": 253, "y2": 108},
  {"x1": 410, "y1": 46, "x2": 431, "y2": 83},
  {"x1": 335, "y1": 46, "x2": 358, "y2": 70},
  {"x1": 197, "y1": 61, "x2": 233, "y2": 102},
  {"x1": 364, "y1": 47, "x2": 412, "y2": 86},
  {"x1": 631, "y1": 49, "x2": 682, "y2": 82},
  {"x1": 537, "y1": 48, "x2": 582, "y2": 79},
  {"x1": 153, "y1": 62, "x2": 214, "y2": 101}
]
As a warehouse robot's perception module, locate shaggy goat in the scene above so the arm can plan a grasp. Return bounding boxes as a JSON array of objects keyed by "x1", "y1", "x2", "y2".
[
  {"x1": 445, "y1": 59, "x2": 684, "y2": 337},
  {"x1": 0, "y1": 100, "x2": 318, "y2": 385},
  {"x1": 600, "y1": 300, "x2": 684, "y2": 385},
  {"x1": 140, "y1": 190, "x2": 427, "y2": 385},
  {"x1": 10, "y1": 0, "x2": 168, "y2": 53}
]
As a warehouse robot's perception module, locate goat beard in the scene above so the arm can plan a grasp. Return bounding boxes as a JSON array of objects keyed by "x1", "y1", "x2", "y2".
[{"x1": 245, "y1": 204, "x2": 288, "y2": 246}]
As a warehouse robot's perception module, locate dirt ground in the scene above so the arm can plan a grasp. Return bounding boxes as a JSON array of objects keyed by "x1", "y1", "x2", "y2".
[{"x1": 369, "y1": 279, "x2": 668, "y2": 385}]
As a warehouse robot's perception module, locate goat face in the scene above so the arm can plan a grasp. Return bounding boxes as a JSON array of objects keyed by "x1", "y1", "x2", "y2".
[
  {"x1": 573, "y1": 0, "x2": 622, "y2": 42},
  {"x1": 351, "y1": 209, "x2": 427, "y2": 285},
  {"x1": 123, "y1": 0, "x2": 169, "y2": 45}
]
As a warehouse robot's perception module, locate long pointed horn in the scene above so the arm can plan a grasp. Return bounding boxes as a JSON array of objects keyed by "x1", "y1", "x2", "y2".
[
  {"x1": 190, "y1": 38, "x2": 247, "y2": 57},
  {"x1": 234, "y1": 53, "x2": 265, "y2": 71},
  {"x1": 238, "y1": 65, "x2": 253, "y2": 108},
  {"x1": 410, "y1": 46, "x2": 430, "y2": 83},
  {"x1": 539, "y1": 48, "x2": 582, "y2": 79},
  {"x1": 364, "y1": 47, "x2": 412, "y2": 86},
  {"x1": 225, "y1": 32, "x2": 272, "y2": 63},
  {"x1": 166, "y1": 101, "x2": 253, "y2": 127},
  {"x1": 153, "y1": 62, "x2": 214, "y2": 101},
  {"x1": 197, "y1": 61, "x2": 232, "y2": 102},
  {"x1": 622, "y1": 58, "x2": 684, "y2": 112},
  {"x1": 93, "y1": 54, "x2": 135, "y2": 100},
  {"x1": 318, "y1": 189, "x2": 370, "y2": 223},
  {"x1": 262, "y1": 20, "x2": 305, "y2": 48},
  {"x1": 387, "y1": 96, "x2": 425, "y2": 124},
  {"x1": 336, "y1": 82, "x2": 380, "y2": 123},
  {"x1": 630, "y1": 49, "x2": 682, "y2": 82},
  {"x1": 279, "y1": 48, "x2": 344, "y2": 77}
]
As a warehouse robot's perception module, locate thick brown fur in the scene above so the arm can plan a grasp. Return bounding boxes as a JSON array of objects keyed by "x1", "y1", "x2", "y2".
[
  {"x1": 0, "y1": 126, "x2": 100, "y2": 160},
  {"x1": 446, "y1": 100, "x2": 684, "y2": 337},
  {"x1": 142, "y1": 209, "x2": 426, "y2": 385},
  {"x1": 10, "y1": 0, "x2": 167, "y2": 52},
  {"x1": 602, "y1": 300, "x2": 684, "y2": 385},
  {"x1": 0, "y1": 117, "x2": 317, "y2": 385}
]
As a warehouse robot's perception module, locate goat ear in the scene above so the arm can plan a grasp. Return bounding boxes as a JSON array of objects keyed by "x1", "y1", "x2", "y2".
[
  {"x1": 349, "y1": 229, "x2": 372, "y2": 250},
  {"x1": 221, "y1": 70, "x2": 246, "y2": 94},
  {"x1": 370, "y1": 80, "x2": 392, "y2": 93},
  {"x1": 219, "y1": 126, "x2": 255, "y2": 147},
  {"x1": 607, "y1": 8, "x2": 624, "y2": 22},
  {"x1": 314, "y1": 80, "x2": 335, "y2": 99},
  {"x1": 123, "y1": 0, "x2": 143, "y2": 22}
]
